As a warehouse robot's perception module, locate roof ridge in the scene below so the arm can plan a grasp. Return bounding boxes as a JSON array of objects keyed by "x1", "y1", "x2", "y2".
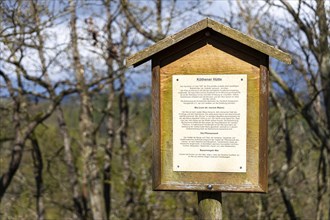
[{"x1": 126, "y1": 18, "x2": 291, "y2": 67}]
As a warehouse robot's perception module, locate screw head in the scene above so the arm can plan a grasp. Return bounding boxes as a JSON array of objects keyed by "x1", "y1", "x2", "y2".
[{"x1": 207, "y1": 184, "x2": 213, "y2": 190}]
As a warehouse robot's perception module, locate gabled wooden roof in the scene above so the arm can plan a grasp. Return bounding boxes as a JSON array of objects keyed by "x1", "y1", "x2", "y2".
[{"x1": 126, "y1": 18, "x2": 291, "y2": 67}]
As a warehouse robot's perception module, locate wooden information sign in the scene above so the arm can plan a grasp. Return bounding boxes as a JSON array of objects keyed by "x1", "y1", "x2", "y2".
[{"x1": 126, "y1": 18, "x2": 291, "y2": 192}]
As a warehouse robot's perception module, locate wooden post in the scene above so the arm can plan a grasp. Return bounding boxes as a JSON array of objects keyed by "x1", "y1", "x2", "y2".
[
  {"x1": 198, "y1": 192, "x2": 222, "y2": 220},
  {"x1": 126, "y1": 19, "x2": 291, "y2": 219}
]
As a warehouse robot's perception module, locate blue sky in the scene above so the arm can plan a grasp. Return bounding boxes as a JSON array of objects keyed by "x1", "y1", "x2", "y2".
[{"x1": 1, "y1": 0, "x2": 320, "y2": 97}]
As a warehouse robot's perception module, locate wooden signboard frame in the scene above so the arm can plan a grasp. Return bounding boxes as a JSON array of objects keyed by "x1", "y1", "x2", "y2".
[{"x1": 126, "y1": 18, "x2": 291, "y2": 193}]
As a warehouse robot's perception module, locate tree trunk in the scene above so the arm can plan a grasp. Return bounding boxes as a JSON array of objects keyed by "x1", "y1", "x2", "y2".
[
  {"x1": 119, "y1": 69, "x2": 134, "y2": 218},
  {"x1": 103, "y1": 1, "x2": 116, "y2": 219},
  {"x1": 30, "y1": 2, "x2": 88, "y2": 217},
  {"x1": 279, "y1": 185, "x2": 297, "y2": 220},
  {"x1": 69, "y1": 0, "x2": 106, "y2": 219},
  {"x1": 30, "y1": 134, "x2": 45, "y2": 220},
  {"x1": 0, "y1": 71, "x2": 26, "y2": 202},
  {"x1": 316, "y1": 146, "x2": 328, "y2": 220},
  {"x1": 57, "y1": 107, "x2": 89, "y2": 219},
  {"x1": 0, "y1": 136, "x2": 25, "y2": 202}
]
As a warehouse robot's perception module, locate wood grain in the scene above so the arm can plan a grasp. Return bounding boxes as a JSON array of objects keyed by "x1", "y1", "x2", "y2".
[
  {"x1": 152, "y1": 60, "x2": 161, "y2": 189},
  {"x1": 152, "y1": 33, "x2": 269, "y2": 192},
  {"x1": 259, "y1": 65, "x2": 269, "y2": 192},
  {"x1": 198, "y1": 192, "x2": 222, "y2": 220}
]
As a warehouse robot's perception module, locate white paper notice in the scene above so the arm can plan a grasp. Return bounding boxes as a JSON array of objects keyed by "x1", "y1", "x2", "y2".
[{"x1": 172, "y1": 74, "x2": 247, "y2": 172}]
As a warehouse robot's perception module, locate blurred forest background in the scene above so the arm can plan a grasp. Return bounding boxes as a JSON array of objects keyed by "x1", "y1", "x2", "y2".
[{"x1": 0, "y1": 0, "x2": 329, "y2": 219}]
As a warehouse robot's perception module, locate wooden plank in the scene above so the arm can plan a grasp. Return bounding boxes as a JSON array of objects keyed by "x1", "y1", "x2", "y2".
[
  {"x1": 259, "y1": 64, "x2": 269, "y2": 192},
  {"x1": 126, "y1": 19, "x2": 208, "y2": 67},
  {"x1": 152, "y1": 60, "x2": 161, "y2": 189},
  {"x1": 126, "y1": 18, "x2": 291, "y2": 67},
  {"x1": 207, "y1": 19, "x2": 291, "y2": 64}
]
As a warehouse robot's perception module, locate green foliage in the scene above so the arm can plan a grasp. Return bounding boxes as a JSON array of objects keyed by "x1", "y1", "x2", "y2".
[
  {"x1": 0, "y1": 94, "x2": 198, "y2": 219},
  {"x1": 0, "y1": 89, "x2": 325, "y2": 219}
]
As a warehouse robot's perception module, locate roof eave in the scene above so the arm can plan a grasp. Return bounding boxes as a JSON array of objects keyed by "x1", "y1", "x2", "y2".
[
  {"x1": 126, "y1": 18, "x2": 291, "y2": 67},
  {"x1": 126, "y1": 19, "x2": 208, "y2": 67}
]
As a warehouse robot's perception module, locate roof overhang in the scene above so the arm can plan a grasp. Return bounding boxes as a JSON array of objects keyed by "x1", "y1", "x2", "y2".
[{"x1": 126, "y1": 18, "x2": 291, "y2": 67}]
